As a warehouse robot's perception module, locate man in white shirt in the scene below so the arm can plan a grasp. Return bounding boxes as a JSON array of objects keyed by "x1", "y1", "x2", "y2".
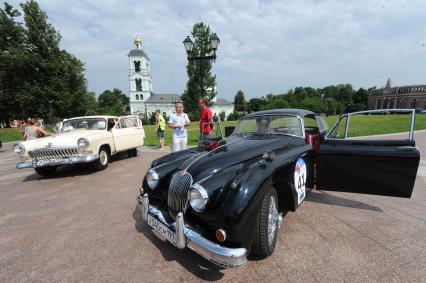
[{"x1": 168, "y1": 103, "x2": 191, "y2": 152}]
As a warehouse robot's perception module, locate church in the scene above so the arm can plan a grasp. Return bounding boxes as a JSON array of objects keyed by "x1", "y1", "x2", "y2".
[{"x1": 128, "y1": 35, "x2": 234, "y2": 117}]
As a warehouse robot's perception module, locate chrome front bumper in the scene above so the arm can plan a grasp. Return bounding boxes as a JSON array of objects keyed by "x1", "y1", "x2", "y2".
[
  {"x1": 137, "y1": 193, "x2": 247, "y2": 268},
  {"x1": 16, "y1": 154, "x2": 99, "y2": 169}
]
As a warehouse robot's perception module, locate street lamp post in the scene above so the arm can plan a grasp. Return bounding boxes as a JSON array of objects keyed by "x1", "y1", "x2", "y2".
[{"x1": 183, "y1": 33, "x2": 220, "y2": 99}]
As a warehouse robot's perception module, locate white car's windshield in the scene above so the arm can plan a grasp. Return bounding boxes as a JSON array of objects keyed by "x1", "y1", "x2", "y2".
[
  {"x1": 233, "y1": 115, "x2": 303, "y2": 137},
  {"x1": 62, "y1": 118, "x2": 107, "y2": 132}
]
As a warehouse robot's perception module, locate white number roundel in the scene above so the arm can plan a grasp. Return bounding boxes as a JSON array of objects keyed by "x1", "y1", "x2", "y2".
[{"x1": 294, "y1": 158, "x2": 307, "y2": 204}]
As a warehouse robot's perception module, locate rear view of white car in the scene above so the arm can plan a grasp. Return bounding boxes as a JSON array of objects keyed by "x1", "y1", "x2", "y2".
[{"x1": 14, "y1": 115, "x2": 145, "y2": 176}]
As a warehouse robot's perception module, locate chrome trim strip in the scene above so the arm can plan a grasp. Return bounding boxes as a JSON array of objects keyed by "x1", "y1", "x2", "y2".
[
  {"x1": 137, "y1": 193, "x2": 247, "y2": 268},
  {"x1": 16, "y1": 154, "x2": 99, "y2": 169}
]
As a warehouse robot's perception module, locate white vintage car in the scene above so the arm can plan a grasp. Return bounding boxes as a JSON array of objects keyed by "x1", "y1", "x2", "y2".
[{"x1": 13, "y1": 115, "x2": 145, "y2": 176}]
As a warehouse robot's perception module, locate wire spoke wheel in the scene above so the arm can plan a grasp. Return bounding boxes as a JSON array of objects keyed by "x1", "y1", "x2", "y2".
[{"x1": 268, "y1": 195, "x2": 279, "y2": 245}]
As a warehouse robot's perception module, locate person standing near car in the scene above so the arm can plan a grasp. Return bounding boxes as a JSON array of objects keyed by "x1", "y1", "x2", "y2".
[
  {"x1": 19, "y1": 120, "x2": 27, "y2": 140},
  {"x1": 24, "y1": 119, "x2": 49, "y2": 140},
  {"x1": 155, "y1": 110, "x2": 166, "y2": 150},
  {"x1": 168, "y1": 103, "x2": 191, "y2": 152},
  {"x1": 198, "y1": 97, "x2": 213, "y2": 145}
]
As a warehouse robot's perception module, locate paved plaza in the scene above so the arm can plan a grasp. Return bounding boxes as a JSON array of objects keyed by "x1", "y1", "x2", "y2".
[{"x1": 0, "y1": 133, "x2": 425, "y2": 282}]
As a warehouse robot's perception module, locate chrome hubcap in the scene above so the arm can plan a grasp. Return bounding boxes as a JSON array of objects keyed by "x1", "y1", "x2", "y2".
[
  {"x1": 99, "y1": 151, "x2": 107, "y2": 165},
  {"x1": 268, "y1": 195, "x2": 280, "y2": 245}
]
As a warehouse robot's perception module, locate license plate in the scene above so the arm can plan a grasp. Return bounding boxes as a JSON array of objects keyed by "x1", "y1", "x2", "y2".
[
  {"x1": 147, "y1": 214, "x2": 176, "y2": 245},
  {"x1": 35, "y1": 158, "x2": 64, "y2": 166}
]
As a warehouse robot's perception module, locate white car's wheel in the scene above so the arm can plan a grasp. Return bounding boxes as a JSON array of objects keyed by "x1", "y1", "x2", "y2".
[{"x1": 93, "y1": 147, "x2": 110, "y2": 171}]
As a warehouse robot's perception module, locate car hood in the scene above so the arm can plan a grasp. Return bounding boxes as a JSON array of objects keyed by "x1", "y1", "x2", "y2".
[
  {"x1": 180, "y1": 135, "x2": 305, "y2": 182},
  {"x1": 23, "y1": 130, "x2": 106, "y2": 149}
]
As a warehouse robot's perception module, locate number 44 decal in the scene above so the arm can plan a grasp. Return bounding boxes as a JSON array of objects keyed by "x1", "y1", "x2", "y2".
[{"x1": 294, "y1": 158, "x2": 307, "y2": 205}]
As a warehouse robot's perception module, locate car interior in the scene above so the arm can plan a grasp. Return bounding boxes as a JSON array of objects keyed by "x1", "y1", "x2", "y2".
[{"x1": 304, "y1": 116, "x2": 321, "y2": 151}]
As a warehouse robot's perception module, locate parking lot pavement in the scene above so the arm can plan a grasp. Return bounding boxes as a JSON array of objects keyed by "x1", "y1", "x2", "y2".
[{"x1": 0, "y1": 135, "x2": 425, "y2": 282}]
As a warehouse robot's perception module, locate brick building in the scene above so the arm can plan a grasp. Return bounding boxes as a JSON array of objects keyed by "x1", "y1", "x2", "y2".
[{"x1": 368, "y1": 78, "x2": 426, "y2": 110}]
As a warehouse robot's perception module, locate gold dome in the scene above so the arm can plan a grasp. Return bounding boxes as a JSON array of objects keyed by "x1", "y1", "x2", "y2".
[{"x1": 134, "y1": 34, "x2": 142, "y2": 48}]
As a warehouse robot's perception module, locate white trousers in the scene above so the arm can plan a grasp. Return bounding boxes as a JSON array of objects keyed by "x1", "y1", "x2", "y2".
[{"x1": 172, "y1": 136, "x2": 187, "y2": 152}]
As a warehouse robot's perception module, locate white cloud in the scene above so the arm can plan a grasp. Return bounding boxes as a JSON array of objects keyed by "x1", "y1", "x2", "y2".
[{"x1": 7, "y1": 0, "x2": 426, "y2": 99}]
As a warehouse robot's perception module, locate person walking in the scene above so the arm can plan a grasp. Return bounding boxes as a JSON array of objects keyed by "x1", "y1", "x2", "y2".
[
  {"x1": 155, "y1": 110, "x2": 166, "y2": 150},
  {"x1": 19, "y1": 120, "x2": 27, "y2": 140},
  {"x1": 24, "y1": 119, "x2": 49, "y2": 140},
  {"x1": 168, "y1": 103, "x2": 191, "y2": 152},
  {"x1": 198, "y1": 97, "x2": 213, "y2": 145}
]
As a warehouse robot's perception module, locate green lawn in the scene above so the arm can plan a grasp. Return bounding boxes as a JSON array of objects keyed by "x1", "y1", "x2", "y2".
[
  {"x1": 2, "y1": 114, "x2": 426, "y2": 145},
  {"x1": 0, "y1": 128, "x2": 22, "y2": 143},
  {"x1": 144, "y1": 121, "x2": 238, "y2": 147}
]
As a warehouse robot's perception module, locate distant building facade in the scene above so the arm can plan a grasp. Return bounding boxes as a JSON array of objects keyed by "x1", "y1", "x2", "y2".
[
  {"x1": 368, "y1": 78, "x2": 426, "y2": 110},
  {"x1": 128, "y1": 35, "x2": 234, "y2": 117}
]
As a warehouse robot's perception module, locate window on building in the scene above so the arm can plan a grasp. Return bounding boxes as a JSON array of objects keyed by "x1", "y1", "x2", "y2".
[
  {"x1": 383, "y1": 99, "x2": 389, "y2": 109},
  {"x1": 135, "y1": 78, "x2": 142, "y2": 91},
  {"x1": 376, "y1": 99, "x2": 382, "y2": 109},
  {"x1": 140, "y1": 94, "x2": 143, "y2": 100},
  {"x1": 136, "y1": 94, "x2": 139, "y2": 100},
  {"x1": 134, "y1": 61, "x2": 141, "y2": 72},
  {"x1": 390, "y1": 98, "x2": 396, "y2": 109},
  {"x1": 410, "y1": 99, "x2": 418, "y2": 109}
]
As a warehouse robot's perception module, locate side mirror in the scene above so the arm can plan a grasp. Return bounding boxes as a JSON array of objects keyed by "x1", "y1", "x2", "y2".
[{"x1": 224, "y1": 126, "x2": 235, "y2": 137}]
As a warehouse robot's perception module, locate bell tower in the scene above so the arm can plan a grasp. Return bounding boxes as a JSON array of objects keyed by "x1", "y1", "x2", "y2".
[{"x1": 128, "y1": 34, "x2": 153, "y2": 115}]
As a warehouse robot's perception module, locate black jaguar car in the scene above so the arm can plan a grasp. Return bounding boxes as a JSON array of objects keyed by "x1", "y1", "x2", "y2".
[{"x1": 136, "y1": 108, "x2": 420, "y2": 268}]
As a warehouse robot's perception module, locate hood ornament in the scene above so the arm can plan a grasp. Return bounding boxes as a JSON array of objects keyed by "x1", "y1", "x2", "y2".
[
  {"x1": 179, "y1": 170, "x2": 186, "y2": 177},
  {"x1": 46, "y1": 142, "x2": 52, "y2": 148}
]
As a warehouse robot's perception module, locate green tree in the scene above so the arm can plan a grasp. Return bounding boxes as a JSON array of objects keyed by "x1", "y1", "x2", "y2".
[
  {"x1": 300, "y1": 97, "x2": 327, "y2": 114},
  {"x1": 0, "y1": 2, "x2": 27, "y2": 125},
  {"x1": 0, "y1": 1, "x2": 92, "y2": 124},
  {"x1": 234, "y1": 90, "x2": 247, "y2": 112},
  {"x1": 247, "y1": 98, "x2": 265, "y2": 112},
  {"x1": 181, "y1": 22, "x2": 217, "y2": 120},
  {"x1": 98, "y1": 88, "x2": 129, "y2": 115}
]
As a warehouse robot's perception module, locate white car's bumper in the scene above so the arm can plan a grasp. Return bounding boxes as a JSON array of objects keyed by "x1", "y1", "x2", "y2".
[{"x1": 17, "y1": 154, "x2": 99, "y2": 169}]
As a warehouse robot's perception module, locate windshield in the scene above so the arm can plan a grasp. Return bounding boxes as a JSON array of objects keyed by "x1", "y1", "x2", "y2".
[
  {"x1": 233, "y1": 115, "x2": 303, "y2": 137},
  {"x1": 62, "y1": 118, "x2": 107, "y2": 132}
]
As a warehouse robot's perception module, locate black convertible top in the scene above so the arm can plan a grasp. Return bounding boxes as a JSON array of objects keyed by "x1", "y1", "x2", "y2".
[{"x1": 243, "y1": 109, "x2": 316, "y2": 119}]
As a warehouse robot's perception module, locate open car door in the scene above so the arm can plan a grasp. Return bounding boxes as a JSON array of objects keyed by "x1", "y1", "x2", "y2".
[
  {"x1": 111, "y1": 116, "x2": 145, "y2": 151},
  {"x1": 315, "y1": 109, "x2": 420, "y2": 198}
]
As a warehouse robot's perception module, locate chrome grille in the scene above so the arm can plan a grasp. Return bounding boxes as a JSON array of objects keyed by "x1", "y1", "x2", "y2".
[
  {"x1": 167, "y1": 171, "x2": 193, "y2": 219},
  {"x1": 29, "y1": 147, "x2": 79, "y2": 160}
]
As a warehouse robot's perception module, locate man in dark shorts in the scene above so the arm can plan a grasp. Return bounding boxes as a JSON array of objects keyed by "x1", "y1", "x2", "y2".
[
  {"x1": 155, "y1": 109, "x2": 166, "y2": 150},
  {"x1": 198, "y1": 97, "x2": 213, "y2": 146}
]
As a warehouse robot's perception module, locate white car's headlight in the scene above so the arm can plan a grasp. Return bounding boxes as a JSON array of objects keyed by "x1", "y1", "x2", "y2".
[
  {"x1": 189, "y1": 184, "x2": 209, "y2": 212},
  {"x1": 77, "y1": 138, "x2": 89, "y2": 149},
  {"x1": 13, "y1": 143, "x2": 25, "y2": 154},
  {"x1": 146, "y1": 169, "x2": 159, "y2": 189}
]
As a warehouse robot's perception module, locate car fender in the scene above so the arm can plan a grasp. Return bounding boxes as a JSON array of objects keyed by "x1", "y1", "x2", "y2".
[{"x1": 218, "y1": 146, "x2": 312, "y2": 248}]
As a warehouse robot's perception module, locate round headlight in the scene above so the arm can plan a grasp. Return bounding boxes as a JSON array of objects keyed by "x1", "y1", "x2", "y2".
[
  {"x1": 77, "y1": 138, "x2": 89, "y2": 149},
  {"x1": 146, "y1": 169, "x2": 159, "y2": 190},
  {"x1": 13, "y1": 143, "x2": 25, "y2": 154},
  {"x1": 189, "y1": 184, "x2": 209, "y2": 212}
]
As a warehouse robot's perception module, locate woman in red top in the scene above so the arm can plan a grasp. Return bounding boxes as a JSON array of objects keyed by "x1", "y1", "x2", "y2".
[{"x1": 198, "y1": 97, "x2": 213, "y2": 145}]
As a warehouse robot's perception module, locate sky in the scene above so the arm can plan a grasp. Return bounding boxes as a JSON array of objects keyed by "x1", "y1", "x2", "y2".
[{"x1": 8, "y1": 0, "x2": 426, "y2": 100}]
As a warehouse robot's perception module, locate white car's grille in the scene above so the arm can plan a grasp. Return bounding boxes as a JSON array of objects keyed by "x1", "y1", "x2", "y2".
[{"x1": 29, "y1": 148, "x2": 79, "y2": 160}]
